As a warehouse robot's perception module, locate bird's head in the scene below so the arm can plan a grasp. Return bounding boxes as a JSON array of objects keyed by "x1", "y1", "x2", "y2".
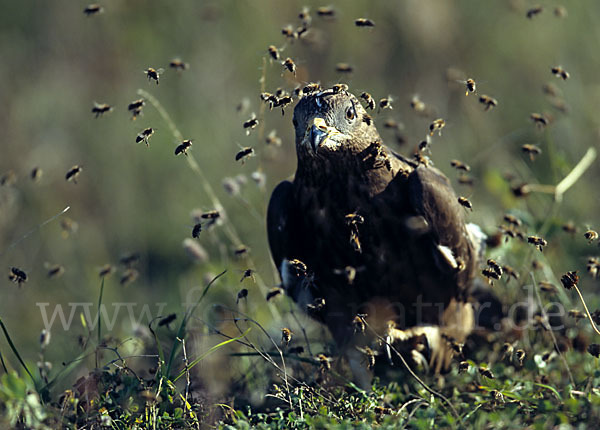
[{"x1": 293, "y1": 87, "x2": 380, "y2": 159}]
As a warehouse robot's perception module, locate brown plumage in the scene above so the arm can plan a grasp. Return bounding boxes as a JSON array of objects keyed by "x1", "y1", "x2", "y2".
[{"x1": 267, "y1": 87, "x2": 482, "y2": 383}]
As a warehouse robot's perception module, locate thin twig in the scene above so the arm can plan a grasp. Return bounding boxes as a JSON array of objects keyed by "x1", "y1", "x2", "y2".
[
  {"x1": 530, "y1": 272, "x2": 576, "y2": 387},
  {"x1": 226, "y1": 308, "x2": 292, "y2": 407},
  {"x1": 1, "y1": 206, "x2": 70, "y2": 257},
  {"x1": 573, "y1": 285, "x2": 600, "y2": 337},
  {"x1": 178, "y1": 337, "x2": 191, "y2": 420},
  {"x1": 555, "y1": 147, "x2": 597, "y2": 202},
  {"x1": 363, "y1": 321, "x2": 459, "y2": 419},
  {"x1": 138, "y1": 88, "x2": 281, "y2": 322},
  {"x1": 289, "y1": 304, "x2": 313, "y2": 356}
]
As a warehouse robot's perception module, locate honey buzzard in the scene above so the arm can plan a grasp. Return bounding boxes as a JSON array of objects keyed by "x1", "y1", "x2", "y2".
[{"x1": 267, "y1": 87, "x2": 485, "y2": 385}]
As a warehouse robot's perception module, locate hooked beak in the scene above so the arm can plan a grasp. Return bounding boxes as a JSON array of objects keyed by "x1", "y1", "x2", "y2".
[{"x1": 304, "y1": 117, "x2": 343, "y2": 153}]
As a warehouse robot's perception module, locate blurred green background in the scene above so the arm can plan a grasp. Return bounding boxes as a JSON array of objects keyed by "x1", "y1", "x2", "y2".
[{"x1": 1, "y1": 0, "x2": 599, "y2": 401}]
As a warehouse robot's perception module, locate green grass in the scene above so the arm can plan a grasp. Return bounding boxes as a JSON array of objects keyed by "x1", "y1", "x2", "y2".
[{"x1": 2, "y1": 1, "x2": 600, "y2": 429}]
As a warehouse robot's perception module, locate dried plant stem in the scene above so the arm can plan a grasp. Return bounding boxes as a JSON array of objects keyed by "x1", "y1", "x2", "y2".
[
  {"x1": 530, "y1": 273, "x2": 576, "y2": 387},
  {"x1": 364, "y1": 322, "x2": 459, "y2": 419},
  {"x1": 228, "y1": 309, "x2": 292, "y2": 407},
  {"x1": 555, "y1": 147, "x2": 597, "y2": 202},
  {"x1": 138, "y1": 89, "x2": 281, "y2": 322},
  {"x1": 178, "y1": 337, "x2": 191, "y2": 419},
  {"x1": 573, "y1": 285, "x2": 600, "y2": 337},
  {"x1": 257, "y1": 55, "x2": 267, "y2": 142},
  {"x1": 1, "y1": 206, "x2": 70, "y2": 257}
]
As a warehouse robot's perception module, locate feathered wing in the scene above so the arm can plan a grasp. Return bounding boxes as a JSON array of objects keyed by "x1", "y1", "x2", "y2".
[
  {"x1": 266, "y1": 180, "x2": 295, "y2": 273},
  {"x1": 407, "y1": 164, "x2": 477, "y2": 291},
  {"x1": 387, "y1": 164, "x2": 478, "y2": 372}
]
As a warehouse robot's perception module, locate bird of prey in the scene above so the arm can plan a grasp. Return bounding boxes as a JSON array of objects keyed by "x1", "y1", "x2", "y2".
[{"x1": 267, "y1": 86, "x2": 484, "y2": 385}]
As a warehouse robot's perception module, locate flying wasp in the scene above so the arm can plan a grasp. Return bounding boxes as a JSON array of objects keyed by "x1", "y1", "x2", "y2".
[
  {"x1": 46, "y1": 263, "x2": 65, "y2": 279},
  {"x1": 587, "y1": 257, "x2": 600, "y2": 279},
  {"x1": 336, "y1": 63, "x2": 353, "y2": 73},
  {"x1": 482, "y1": 268, "x2": 501, "y2": 285},
  {"x1": 288, "y1": 259, "x2": 308, "y2": 277},
  {"x1": 98, "y1": 264, "x2": 115, "y2": 278},
  {"x1": 486, "y1": 259, "x2": 503, "y2": 278},
  {"x1": 192, "y1": 223, "x2": 202, "y2": 238},
  {"x1": 458, "y1": 196, "x2": 473, "y2": 211},
  {"x1": 362, "y1": 113, "x2": 373, "y2": 126},
  {"x1": 92, "y1": 102, "x2": 112, "y2": 118},
  {"x1": 530, "y1": 113, "x2": 549, "y2": 128},
  {"x1": 283, "y1": 57, "x2": 296, "y2": 76},
  {"x1": 562, "y1": 221, "x2": 577, "y2": 235},
  {"x1": 243, "y1": 115, "x2": 258, "y2": 134},
  {"x1": 551, "y1": 66, "x2": 570, "y2": 80},
  {"x1": 450, "y1": 159, "x2": 471, "y2": 172},
  {"x1": 145, "y1": 68, "x2": 163, "y2": 84},
  {"x1": 356, "y1": 346, "x2": 378, "y2": 369},
  {"x1": 31, "y1": 167, "x2": 42, "y2": 182},
  {"x1": 265, "y1": 129, "x2": 282, "y2": 146},
  {"x1": 352, "y1": 314, "x2": 367, "y2": 334},
  {"x1": 136, "y1": 127, "x2": 154, "y2": 145},
  {"x1": 355, "y1": 18, "x2": 375, "y2": 27},
  {"x1": 521, "y1": 144, "x2": 542, "y2": 161},
  {"x1": 175, "y1": 139, "x2": 192, "y2": 156},
  {"x1": 503, "y1": 214, "x2": 522, "y2": 227},
  {"x1": 462, "y1": 78, "x2": 476, "y2": 96},
  {"x1": 9, "y1": 267, "x2": 27, "y2": 286},
  {"x1": 332, "y1": 83, "x2": 349, "y2": 94},
  {"x1": 584, "y1": 230, "x2": 598, "y2": 243},
  {"x1": 360, "y1": 92, "x2": 376, "y2": 110},
  {"x1": 169, "y1": 58, "x2": 189, "y2": 72},
  {"x1": 539, "y1": 281, "x2": 556, "y2": 293},
  {"x1": 527, "y1": 235, "x2": 547, "y2": 252},
  {"x1": 298, "y1": 6, "x2": 311, "y2": 26},
  {"x1": 568, "y1": 309, "x2": 586, "y2": 323},
  {"x1": 281, "y1": 328, "x2": 293, "y2": 347},
  {"x1": 478, "y1": 95, "x2": 498, "y2": 111},
  {"x1": 236, "y1": 288, "x2": 248, "y2": 304},
  {"x1": 502, "y1": 265, "x2": 519, "y2": 282},
  {"x1": 429, "y1": 118, "x2": 445, "y2": 136},
  {"x1": 303, "y1": 82, "x2": 322, "y2": 94},
  {"x1": 267, "y1": 45, "x2": 280, "y2": 61},
  {"x1": 379, "y1": 97, "x2": 393, "y2": 111},
  {"x1": 65, "y1": 165, "x2": 82, "y2": 184},
  {"x1": 240, "y1": 269, "x2": 255, "y2": 283},
  {"x1": 158, "y1": 313, "x2": 177, "y2": 327},
  {"x1": 410, "y1": 95, "x2": 427, "y2": 113},
  {"x1": 281, "y1": 24, "x2": 297, "y2": 39},
  {"x1": 334, "y1": 265, "x2": 358, "y2": 285},
  {"x1": 83, "y1": 4, "x2": 103, "y2": 16},
  {"x1": 120, "y1": 268, "x2": 139, "y2": 286},
  {"x1": 526, "y1": 6, "x2": 543, "y2": 19},
  {"x1": 316, "y1": 6, "x2": 335, "y2": 18},
  {"x1": 120, "y1": 252, "x2": 140, "y2": 267},
  {"x1": 316, "y1": 354, "x2": 332, "y2": 372},
  {"x1": 128, "y1": 99, "x2": 145, "y2": 120},
  {"x1": 266, "y1": 287, "x2": 283, "y2": 301},
  {"x1": 235, "y1": 147, "x2": 254, "y2": 163}
]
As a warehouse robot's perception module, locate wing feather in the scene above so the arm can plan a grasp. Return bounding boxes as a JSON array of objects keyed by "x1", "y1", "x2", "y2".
[
  {"x1": 407, "y1": 165, "x2": 477, "y2": 290},
  {"x1": 266, "y1": 180, "x2": 295, "y2": 271}
]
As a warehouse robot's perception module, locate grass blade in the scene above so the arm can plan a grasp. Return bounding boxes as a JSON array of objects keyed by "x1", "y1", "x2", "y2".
[
  {"x1": 173, "y1": 328, "x2": 251, "y2": 383},
  {"x1": 165, "y1": 270, "x2": 226, "y2": 379},
  {"x1": 97, "y1": 277, "x2": 105, "y2": 344},
  {"x1": 0, "y1": 317, "x2": 35, "y2": 386}
]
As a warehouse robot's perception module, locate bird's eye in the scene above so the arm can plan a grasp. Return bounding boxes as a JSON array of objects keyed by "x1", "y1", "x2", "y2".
[{"x1": 346, "y1": 106, "x2": 356, "y2": 121}]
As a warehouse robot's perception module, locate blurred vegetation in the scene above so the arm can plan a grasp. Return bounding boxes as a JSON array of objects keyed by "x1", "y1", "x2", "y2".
[{"x1": 1, "y1": 0, "x2": 600, "y2": 428}]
